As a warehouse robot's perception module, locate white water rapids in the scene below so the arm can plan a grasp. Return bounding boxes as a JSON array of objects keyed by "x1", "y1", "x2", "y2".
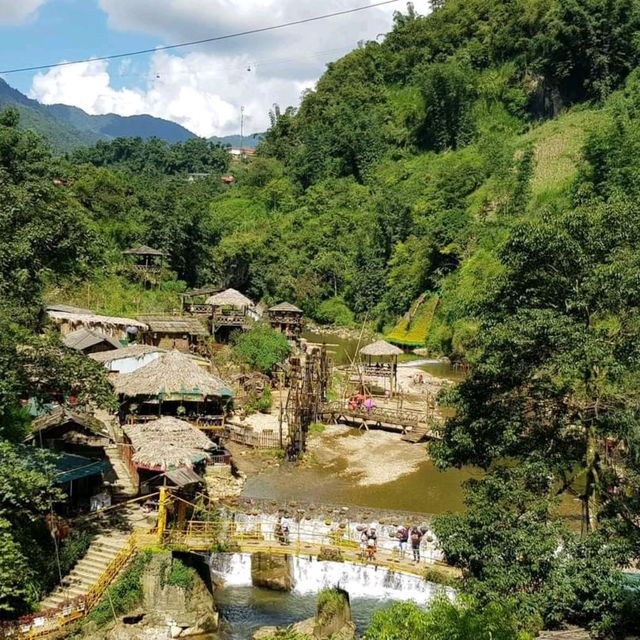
[{"x1": 210, "y1": 553, "x2": 450, "y2": 605}]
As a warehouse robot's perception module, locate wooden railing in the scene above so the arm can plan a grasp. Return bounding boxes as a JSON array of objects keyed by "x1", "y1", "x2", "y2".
[
  {"x1": 212, "y1": 313, "x2": 247, "y2": 326},
  {"x1": 184, "y1": 303, "x2": 213, "y2": 315},
  {"x1": 318, "y1": 401, "x2": 429, "y2": 430},
  {"x1": 224, "y1": 423, "x2": 284, "y2": 449}
]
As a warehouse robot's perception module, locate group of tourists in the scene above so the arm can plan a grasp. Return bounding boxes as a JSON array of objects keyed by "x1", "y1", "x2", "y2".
[
  {"x1": 396, "y1": 524, "x2": 424, "y2": 563},
  {"x1": 359, "y1": 524, "x2": 427, "y2": 564}
]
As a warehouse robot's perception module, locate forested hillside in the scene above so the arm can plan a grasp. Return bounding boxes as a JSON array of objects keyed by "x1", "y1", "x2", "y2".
[
  {"x1": 2, "y1": 1, "x2": 640, "y2": 632},
  {"x1": 0, "y1": 78, "x2": 197, "y2": 150}
]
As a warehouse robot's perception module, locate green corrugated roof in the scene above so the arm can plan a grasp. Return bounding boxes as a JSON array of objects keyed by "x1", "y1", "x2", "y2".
[{"x1": 53, "y1": 453, "x2": 111, "y2": 484}]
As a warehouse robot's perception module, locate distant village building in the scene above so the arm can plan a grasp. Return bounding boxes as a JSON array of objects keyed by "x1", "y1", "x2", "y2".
[
  {"x1": 63, "y1": 327, "x2": 122, "y2": 354},
  {"x1": 179, "y1": 287, "x2": 220, "y2": 314},
  {"x1": 138, "y1": 315, "x2": 209, "y2": 352},
  {"x1": 358, "y1": 340, "x2": 403, "y2": 396},
  {"x1": 229, "y1": 147, "x2": 256, "y2": 158},
  {"x1": 45, "y1": 305, "x2": 148, "y2": 341},
  {"x1": 89, "y1": 344, "x2": 165, "y2": 374},
  {"x1": 267, "y1": 302, "x2": 304, "y2": 339}
]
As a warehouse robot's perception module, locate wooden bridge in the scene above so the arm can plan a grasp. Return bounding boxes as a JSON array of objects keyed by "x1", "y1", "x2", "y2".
[
  {"x1": 318, "y1": 401, "x2": 438, "y2": 443},
  {"x1": 2, "y1": 491, "x2": 452, "y2": 640}
]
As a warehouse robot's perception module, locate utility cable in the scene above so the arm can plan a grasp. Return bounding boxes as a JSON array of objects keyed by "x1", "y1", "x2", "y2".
[{"x1": 0, "y1": 0, "x2": 400, "y2": 75}]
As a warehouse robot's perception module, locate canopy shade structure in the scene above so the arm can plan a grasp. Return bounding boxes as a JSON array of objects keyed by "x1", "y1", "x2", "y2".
[
  {"x1": 114, "y1": 350, "x2": 233, "y2": 401},
  {"x1": 205, "y1": 288, "x2": 253, "y2": 308},
  {"x1": 53, "y1": 453, "x2": 111, "y2": 484},
  {"x1": 359, "y1": 340, "x2": 404, "y2": 357}
]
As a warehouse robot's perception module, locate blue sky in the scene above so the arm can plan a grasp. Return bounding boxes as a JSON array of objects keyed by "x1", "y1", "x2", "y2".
[{"x1": 0, "y1": 0, "x2": 431, "y2": 136}]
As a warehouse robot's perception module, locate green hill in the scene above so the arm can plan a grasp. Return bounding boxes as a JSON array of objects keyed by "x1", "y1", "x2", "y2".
[{"x1": 0, "y1": 78, "x2": 196, "y2": 151}]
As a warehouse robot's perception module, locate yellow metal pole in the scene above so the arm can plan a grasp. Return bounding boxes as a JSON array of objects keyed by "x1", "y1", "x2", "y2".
[{"x1": 157, "y1": 486, "x2": 168, "y2": 545}]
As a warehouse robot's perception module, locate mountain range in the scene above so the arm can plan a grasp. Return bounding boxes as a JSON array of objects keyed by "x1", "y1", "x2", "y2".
[{"x1": 0, "y1": 78, "x2": 262, "y2": 151}]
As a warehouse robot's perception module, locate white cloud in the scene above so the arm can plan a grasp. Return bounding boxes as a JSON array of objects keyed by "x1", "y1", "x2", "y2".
[
  {"x1": 30, "y1": 0, "x2": 432, "y2": 136},
  {"x1": 0, "y1": 0, "x2": 48, "y2": 25}
]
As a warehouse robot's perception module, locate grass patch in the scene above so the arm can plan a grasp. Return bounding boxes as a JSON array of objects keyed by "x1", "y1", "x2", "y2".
[
  {"x1": 423, "y1": 566, "x2": 460, "y2": 588},
  {"x1": 308, "y1": 422, "x2": 326, "y2": 436},
  {"x1": 161, "y1": 558, "x2": 196, "y2": 591},
  {"x1": 316, "y1": 588, "x2": 348, "y2": 626},
  {"x1": 522, "y1": 107, "x2": 609, "y2": 197},
  {"x1": 387, "y1": 296, "x2": 439, "y2": 347}
]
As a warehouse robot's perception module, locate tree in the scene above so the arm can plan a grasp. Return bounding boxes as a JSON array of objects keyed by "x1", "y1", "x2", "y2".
[
  {"x1": 432, "y1": 466, "x2": 633, "y2": 634},
  {"x1": 232, "y1": 323, "x2": 291, "y2": 375}
]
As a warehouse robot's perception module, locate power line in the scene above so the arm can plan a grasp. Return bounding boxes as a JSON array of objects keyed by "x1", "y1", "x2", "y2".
[{"x1": 0, "y1": 0, "x2": 400, "y2": 75}]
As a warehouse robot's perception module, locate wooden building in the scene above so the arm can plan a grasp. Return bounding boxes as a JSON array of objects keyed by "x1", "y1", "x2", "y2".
[
  {"x1": 114, "y1": 350, "x2": 233, "y2": 423},
  {"x1": 205, "y1": 288, "x2": 255, "y2": 341},
  {"x1": 179, "y1": 287, "x2": 220, "y2": 314},
  {"x1": 26, "y1": 407, "x2": 113, "y2": 511},
  {"x1": 122, "y1": 245, "x2": 166, "y2": 274},
  {"x1": 267, "y1": 302, "x2": 303, "y2": 339},
  {"x1": 138, "y1": 315, "x2": 209, "y2": 352},
  {"x1": 121, "y1": 417, "x2": 217, "y2": 492},
  {"x1": 63, "y1": 327, "x2": 122, "y2": 354},
  {"x1": 26, "y1": 406, "x2": 112, "y2": 458},
  {"x1": 46, "y1": 305, "x2": 147, "y2": 341}
]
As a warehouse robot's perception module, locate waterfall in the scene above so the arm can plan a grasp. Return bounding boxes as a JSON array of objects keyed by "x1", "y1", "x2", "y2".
[
  {"x1": 210, "y1": 552, "x2": 252, "y2": 586},
  {"x1": 210, "y1": 553, "x2": 449, "y2": 605}
]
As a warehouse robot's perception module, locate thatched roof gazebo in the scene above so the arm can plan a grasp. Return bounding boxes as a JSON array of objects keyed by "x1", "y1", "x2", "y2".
[
  {"x1": 360, "y1": 340, "x2": 404, "y2": 358},
  {"x1": 114, "y1": 350, "x2": 233, "y2": 401},
  {"x1": 123, "y1": 417, "x2": 214, "y2": 471},
  {"x1": 359, "y1": 340, "x2": 403, "y2": 394}
]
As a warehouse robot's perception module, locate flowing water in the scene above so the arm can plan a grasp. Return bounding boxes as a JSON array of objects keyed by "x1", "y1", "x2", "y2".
[{"x1": 211, "y1": 553, "x2": 449, "y2": 639}]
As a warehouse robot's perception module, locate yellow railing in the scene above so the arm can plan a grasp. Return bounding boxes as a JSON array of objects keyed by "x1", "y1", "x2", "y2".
[{"x1": 0, "y1": 532, "x2": 140, "y2": 640}]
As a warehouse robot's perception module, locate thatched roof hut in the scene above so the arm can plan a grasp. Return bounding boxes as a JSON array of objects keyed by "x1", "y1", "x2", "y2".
[
  {"x1": 114, "y1": 350, "x2": 233, "y2": 400},
  {"x1": 360, "y1": 340, "x2": 404, "y2": 357},
  {"x1": 124, "y1": 417, "x2": 213, "y2": 470},
  {"x1": 123, "y1": 245, "x2": 166, "y2": 257},
  {"x1": 205, "y1": 288, "x2": 253, "y2": 308},
  {"x1": 268, "y1": 302, "x2": 303, "y2": 313},
  {"x1": 46, "y1": 307, "x2": 147, "y2": 337},
  {"x1": 27, "y1": 406, "x2": 110, "y2": 444},
  {"x1": 137, "y1": 315, "x2": 209, "y2": 336}
]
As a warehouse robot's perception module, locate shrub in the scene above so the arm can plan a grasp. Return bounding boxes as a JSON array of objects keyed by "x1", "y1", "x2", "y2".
[
  {"x1": 314, "y1": 297, "x2": 354, "y2": 326},
  {"x1": 232, "y1": 322, "x2": 291, "y2": 374}
]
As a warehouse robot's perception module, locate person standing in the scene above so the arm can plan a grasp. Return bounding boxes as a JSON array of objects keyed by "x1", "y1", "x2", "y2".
[
  {"x1": 410, "y1": 527, "x2": 423, "y2": 563},
  {"x1": 397, "y1": 525, "x2": 409, "y2": 558}
]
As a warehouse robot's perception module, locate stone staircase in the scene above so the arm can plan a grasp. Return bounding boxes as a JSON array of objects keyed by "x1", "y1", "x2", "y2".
[
  {"x1": 39, "y1": 532, "x2": 130, "y2": 610},
  {"x1": 104, "y1": 445, "x2": 138, "y2": 499}
]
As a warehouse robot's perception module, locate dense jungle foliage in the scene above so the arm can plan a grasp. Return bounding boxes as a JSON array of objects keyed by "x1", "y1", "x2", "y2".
[{"x1": 1, "y1": 0, "x2": 640, "y2": 633}]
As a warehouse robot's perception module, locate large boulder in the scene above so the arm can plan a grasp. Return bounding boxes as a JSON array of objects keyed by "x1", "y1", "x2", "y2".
[
  {"x1": 251, "y1": 553, "x2": 293, "y2": 591},
  {"x1": 142, "y1": 553, "x2": 218, "y2": 637},
  {"x1": 312, "y1": 588, "x2": 354, "y2": 640}
]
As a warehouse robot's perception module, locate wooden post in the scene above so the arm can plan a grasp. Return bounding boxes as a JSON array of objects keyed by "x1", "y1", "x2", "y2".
[
  {"x1": 176, "y1": 499, "x2": 187, "y2": 530},
  {"x1": 157, "y1": 486, "x2": 168, "y2": 545}
]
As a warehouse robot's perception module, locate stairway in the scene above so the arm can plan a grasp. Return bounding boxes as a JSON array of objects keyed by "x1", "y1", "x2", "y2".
[
  {"x1": 39, "y1": 532, "x2": 130, "y2": 610},
  {"x1": 104, "y1": 445, "x2": 138, "y2": 499}
]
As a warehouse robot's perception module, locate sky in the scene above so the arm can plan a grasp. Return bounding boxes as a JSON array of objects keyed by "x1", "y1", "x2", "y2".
[{"x1": 0, "y1": 0, "x2": 431, "y2": 137}]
